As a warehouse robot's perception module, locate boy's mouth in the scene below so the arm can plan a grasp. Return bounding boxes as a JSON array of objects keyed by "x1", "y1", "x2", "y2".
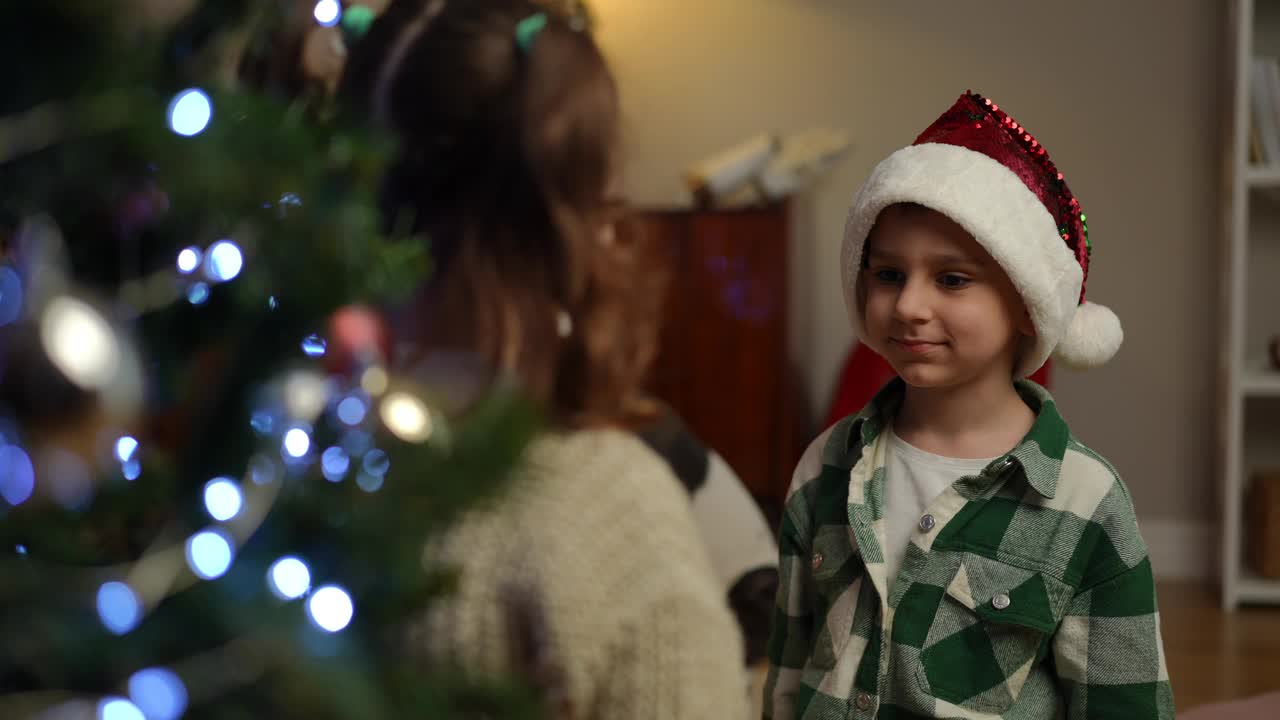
[{"x1": 891, "y1": 338, "x2": 945, "y2": 354}]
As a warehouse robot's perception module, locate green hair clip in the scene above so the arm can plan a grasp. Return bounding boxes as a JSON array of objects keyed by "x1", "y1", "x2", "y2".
[
  {"x1": 342, "y1": 4, "x2": 377, "y2": 38},
  {"x1": 515, "y1": 12, "x2": 548, "y2": 53}
]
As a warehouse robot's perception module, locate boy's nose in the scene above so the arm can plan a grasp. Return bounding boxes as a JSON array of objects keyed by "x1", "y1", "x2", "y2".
[{"x1": 892, "y1": 279, "x2": 934, "y2": 324}]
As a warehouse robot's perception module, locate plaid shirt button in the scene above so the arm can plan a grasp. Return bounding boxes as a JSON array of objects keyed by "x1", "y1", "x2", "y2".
[
  {"x1": 855, "y1": 692, "x2": 872, "y2": 710},
  {"x1": 918, "y1": 514, "x2": 936, "y2": 532},
  {"x1": 811, "y1": 551, "x2": 824, "y2": 571},
  {"x1": 992, "y1": 593, "x2": 1012, "y2": 610}
]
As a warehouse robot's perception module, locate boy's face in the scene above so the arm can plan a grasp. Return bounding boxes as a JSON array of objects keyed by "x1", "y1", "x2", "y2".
[{"x1": 860, "y1": 204, "x2": 1033, "y2": 390}]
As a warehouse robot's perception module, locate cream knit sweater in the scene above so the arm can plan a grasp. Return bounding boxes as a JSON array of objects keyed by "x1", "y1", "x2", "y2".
[{"x1": 415, "y1": 428, "x2": 749, "y2": 719}]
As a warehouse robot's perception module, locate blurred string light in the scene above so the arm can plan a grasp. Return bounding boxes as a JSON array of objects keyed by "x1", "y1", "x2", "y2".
[
  {"x1": 166, "y1": 89, "x2": 212, "y2": 137},
  {"x1": 98, "y1": 697, "x2": 146, "y2": 720},
  {"x1": 267, "y1": 556, "x2": 311, "y2": 600},
  {"x1": 336, "y1": 395, "x2": 366, "y2": 426},
  {"x1": 115, "y1": 436, "x2": 139, "y2": 463},
  {"x1": 186, "y1": 283, "x2": 209, "y2": 305},
  {"x1": 362, "y1": 449, "x2": 389, "y2": 478},
  {"x1": 380, "y1": 392, "x2": 433, "y2": 443},
  {"x1": 185, "y1": 529, "x2": 234, "y2": 580},
  {"x1": 122, "y1": 460, "x2": 142, "y2": 481},
  {"x1": 40, "y1": 296, "x2": 119, "y2": 389},
  {"x1": 301, "y1": 334, "x2": 326, "y2": 358},
  {"x1": 356, "y1": 473, "x2": 383, "y2": 493},
  {"x1": 313, "y1": 0, "x2": 342, "y2": 27},
  {"x1": 203, "y1": 477, "x2": 243, "y2": 522},
  {"x1": 116, "y1": 435, "x2": 142, "y2": 481},
  {"x1": 204, "y1": 240, "x2": 243, "y2": 282},
  {"x1": 248, "y1": 454, "x2": 279, "y2": 485},
  {"x1": 45, "y1": 447, "x2": 94, "y2": 511},
  {"x1": 282, "y1": 427, "x2": 311, "y2": 459},
  {"x1": 321, "y1": 446, "x2": 349, "y2": 482},
  {"x1": 0, "y1": 443, "x2": 35, "y2": 506},
  {"x1": 307, "y1": 585, "x2": 353, "y2": 632},
  {"x1": 128, "y1": 668, "x2": 188, "y2": 720},
  {"x1": 284, "y1": 371, "x2": 329, "y2": 422},
  {"x1": 97, "y1": 581, "x2": 142, "y2": 635},
  {"x1": 176, "y1": 247, "x2": 201, "y2": 274},
  {"x1": 0, "y1": 266, "x2": 23, "y2": 326},
  {"x1": 341, "y1": 429, "x2": 371, "y2": 457},
  {"x1": 250, "y1": 410, "x2": 276, "y2": 436},
  {"x1": 360, "y1": 366, "x2": 388, "y2": 396}
]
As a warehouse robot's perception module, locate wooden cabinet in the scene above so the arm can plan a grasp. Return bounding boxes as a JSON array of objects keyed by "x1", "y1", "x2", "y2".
[{"x1": 635, "y1": 202, "x2": 808, "y2": 519}]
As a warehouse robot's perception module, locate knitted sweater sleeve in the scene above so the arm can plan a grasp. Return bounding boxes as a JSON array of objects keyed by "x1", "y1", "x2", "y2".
[
  {"x1": 593, "y1": 591, "x2": 750, "y2": 718},
  {"x1": 581, "y1": 434, "x2": 750, "y2": 718}
]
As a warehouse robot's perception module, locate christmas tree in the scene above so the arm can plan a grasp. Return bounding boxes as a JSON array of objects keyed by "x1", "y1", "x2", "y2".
[{"x1": 0, "y1": 2, "x2": 552, "y2": 717}]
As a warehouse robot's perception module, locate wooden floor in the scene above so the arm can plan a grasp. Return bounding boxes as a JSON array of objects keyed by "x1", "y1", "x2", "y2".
[{"x1": 1159, "y1": 581, "x2": 1280, "y2": 710}]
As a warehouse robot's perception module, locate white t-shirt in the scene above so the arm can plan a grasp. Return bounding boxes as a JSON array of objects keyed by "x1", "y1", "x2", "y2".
[{"x1": 884, "y1": 427, "x2": 997, "y2": 592}]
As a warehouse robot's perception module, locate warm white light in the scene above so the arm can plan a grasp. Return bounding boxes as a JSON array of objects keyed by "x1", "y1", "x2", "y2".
[
  {"x1": 360, "y1": 366, "x2": 388, "y2": 396},
  {"x1": 41, "y1": 296, "x2": 120, "y2": 389},
  {"x1": 283, "y1": 371, "x2": 329, "y2": 422},
  {"x1": 380, "y1": 392, "x2": 433, "y2": 443}
]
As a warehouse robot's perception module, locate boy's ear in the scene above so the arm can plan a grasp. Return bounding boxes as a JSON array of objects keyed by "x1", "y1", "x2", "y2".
[{"x1": 1018, "y1": 308, "x2": 1036, "y2": 337}]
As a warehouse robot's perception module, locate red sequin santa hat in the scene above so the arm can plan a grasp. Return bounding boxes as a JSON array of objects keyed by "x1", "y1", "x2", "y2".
[{"x1": 841, "y1": 91, "x2": 1122, "y2": 377}]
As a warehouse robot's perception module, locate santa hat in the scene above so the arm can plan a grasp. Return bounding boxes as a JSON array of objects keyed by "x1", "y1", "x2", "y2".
[{"x1": 841, "y1": 91, "x2": 1122, "y2": 377}]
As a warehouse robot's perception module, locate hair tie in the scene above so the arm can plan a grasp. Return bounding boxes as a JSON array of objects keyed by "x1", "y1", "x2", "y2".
[
  {"x1": 515, "y1": 12, "x2": 548, "y2": 54},
  {"x1": 341, "y1": 4, "x2": 377, "y2": 38}
]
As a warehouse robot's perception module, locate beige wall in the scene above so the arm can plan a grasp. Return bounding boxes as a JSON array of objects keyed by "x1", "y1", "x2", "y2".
[{"x1": 594, "y1": 0, "x2": 1225, "y2": 533}]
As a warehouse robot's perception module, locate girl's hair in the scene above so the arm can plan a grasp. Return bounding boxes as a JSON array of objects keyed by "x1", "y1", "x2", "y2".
[{"x1": 341, "y1": 0, "x2": 663, "y2": 428}]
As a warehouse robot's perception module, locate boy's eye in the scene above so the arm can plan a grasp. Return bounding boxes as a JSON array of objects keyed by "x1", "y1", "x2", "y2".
[
  {"x1": 872, "y1": 268, "x2": 905, "y2": 284},
  {"x1": 938, "y1": 274, "x2": 971, "y2": 289}
]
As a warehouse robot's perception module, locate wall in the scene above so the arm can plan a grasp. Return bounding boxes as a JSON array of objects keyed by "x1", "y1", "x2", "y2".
[{"x1": 594, "y1": 0, "x2": 1226, "y2": 576}]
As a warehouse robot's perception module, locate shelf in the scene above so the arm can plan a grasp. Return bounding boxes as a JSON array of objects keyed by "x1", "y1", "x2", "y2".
[
  {"x1": 1247, "y1": 165, "x2": 1280, "y2": 186},
  {"x1": 1238, "y1": 569, "x2": 1280, "y2": 605},
  {"x1": 1243, "y1": 366, "x2": 1280, "y2": 396}
]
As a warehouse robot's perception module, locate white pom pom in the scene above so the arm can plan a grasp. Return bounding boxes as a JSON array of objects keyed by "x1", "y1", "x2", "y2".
[{"x1": 1052, "y1": 301, "x2": 1123, "y2": 370}]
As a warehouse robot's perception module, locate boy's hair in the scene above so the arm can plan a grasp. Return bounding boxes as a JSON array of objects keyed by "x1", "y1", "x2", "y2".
[{"x1": 341, "y1": 0, "x2": 663, "y2": 427}]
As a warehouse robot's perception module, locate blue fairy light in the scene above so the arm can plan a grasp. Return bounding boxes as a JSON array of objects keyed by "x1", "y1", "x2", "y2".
[
  {"x1": 268, "y1": 556, "x2": 312, "y2": 600},
  {"x1": 97, "y1": 581, "x2": 142, "y2": 635},
  {"x1": 176, "y1": 247, "x2": 201, "y2": 274},
  {"x1": 128, "y1": 668, "x2": 188, "y2": 720},
  {"x1": 185, "y1": 530, "x2": 234, "y2": 580},
  {"x1": 166, "y1": 89, "x2": 212, "y2": 137},
  {"x1": 203, "y1": 477, "x2": 243, "y2": 522},
  {"x1": 307, "y1": 585, "x2": 354, "y2": 632},
  {"x1": 205, "y1": 240, "x2": 243, "y2": 282}
]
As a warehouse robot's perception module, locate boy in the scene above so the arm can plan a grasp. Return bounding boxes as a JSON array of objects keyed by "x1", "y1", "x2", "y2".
[{"x1": 762, "y1": 91, "x2": 1172, "y2": 719}]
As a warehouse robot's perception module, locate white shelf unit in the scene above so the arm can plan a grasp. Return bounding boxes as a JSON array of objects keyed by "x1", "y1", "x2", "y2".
[{"x1": 1223, "y1": 0, "x2": 1280, "y2": 609}]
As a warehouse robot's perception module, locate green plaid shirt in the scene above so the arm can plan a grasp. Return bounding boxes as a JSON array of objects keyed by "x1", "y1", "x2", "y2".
[{"x1": 763, "y1": 379, "x2": 1174, "y2": 720}]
